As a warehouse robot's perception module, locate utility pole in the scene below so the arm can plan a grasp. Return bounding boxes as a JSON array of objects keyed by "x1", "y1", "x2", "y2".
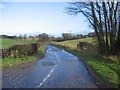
[
  {"x1": 69, "y1": 30, "x2": 72, "y2": 39},
  {"x1": 69, "y1": 30, "x2": 72, "y2": 43}
]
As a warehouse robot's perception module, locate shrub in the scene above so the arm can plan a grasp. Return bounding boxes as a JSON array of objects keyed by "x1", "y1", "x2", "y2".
[{"x1": 2, "y1": 43, "x2": 38, "y2": 58}]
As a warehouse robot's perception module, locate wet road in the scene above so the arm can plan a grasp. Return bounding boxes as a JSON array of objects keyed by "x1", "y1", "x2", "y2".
[{"x1": 2, "y1": 44, "x2": 98, "y2": 88}]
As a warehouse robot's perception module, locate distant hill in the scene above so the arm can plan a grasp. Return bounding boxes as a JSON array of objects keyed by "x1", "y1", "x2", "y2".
[{"x1": 0, "y1": 35, "x2": 17, "y2": 39}]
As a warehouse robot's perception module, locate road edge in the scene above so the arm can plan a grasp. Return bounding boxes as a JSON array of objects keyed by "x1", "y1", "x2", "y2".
[{"x1": 50, "y1": 44, "x2": 116, "y2": 88}]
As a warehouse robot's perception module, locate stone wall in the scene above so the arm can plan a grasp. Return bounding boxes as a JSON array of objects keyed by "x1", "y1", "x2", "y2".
[{"x1": 1, "y1": 43, "x2": 38, "y2": 58}]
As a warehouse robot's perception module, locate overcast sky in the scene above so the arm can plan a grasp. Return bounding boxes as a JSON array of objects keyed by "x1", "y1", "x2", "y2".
[{"x1": 0, "y1": 1, "x2": 93, "y2": 37}]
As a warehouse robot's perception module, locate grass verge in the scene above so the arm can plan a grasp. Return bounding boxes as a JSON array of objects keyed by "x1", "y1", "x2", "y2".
[
  {"x1": 1, "y1": 44, "x2": 46, "y2": 69},
  {"x1": 1, "y1": 38, "x2": 37, "y2": 48},
  {"x1": 51, "y1": 43, "x2": 119, "y2": 88}
]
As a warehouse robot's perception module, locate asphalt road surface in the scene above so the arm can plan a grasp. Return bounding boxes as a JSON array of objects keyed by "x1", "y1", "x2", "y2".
[{"x1": 2, "y1": 44, "x2": 98, "y2": 88}]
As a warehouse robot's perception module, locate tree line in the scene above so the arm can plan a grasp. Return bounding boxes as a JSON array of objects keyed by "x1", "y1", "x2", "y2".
[{"x1": 66, "y1": 1, "x2": 120, "y2": 56}]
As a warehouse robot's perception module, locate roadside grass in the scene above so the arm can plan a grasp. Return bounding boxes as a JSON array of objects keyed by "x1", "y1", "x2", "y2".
[
  {"x1": 88, "y1": 60, "x2": 118, "y2": 86},
  {"x1": 51, "y1": 42, "x2": 119, "y2": 88},
  {"x1": 1, "y1": 45, "x2": 46, "y2": 69},
  {"x1": 0, "y1": 58, "x2": 1, "y2": 71},
  {"x1": 57, "y1": 37, "x2": 96, "y2": 49},
  {"x1": 1, "y1": 38, "x2": 37, "y2": 48}
]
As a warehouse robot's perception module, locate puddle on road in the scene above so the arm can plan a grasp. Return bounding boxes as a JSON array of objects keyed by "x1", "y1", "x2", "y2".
[{"x1": 41, "y1": 61, "x2": 55, "y2": 66}]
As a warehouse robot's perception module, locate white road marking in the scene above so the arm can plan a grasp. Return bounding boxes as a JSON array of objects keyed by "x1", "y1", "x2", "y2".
[
  {"x1": 16, "y1": 75, "x2": 22, "y2": 79},
  {"x1": 36, "y1": 65, "x2": 57, "y2": 88},
  {"x1": 53, "y1": 52, "x2": 61, "y2": 62},
  {"x1": 62, "y1": 50, "x2": 79, "y2": 60},
  {"x1": 62, "y1": 50, "x2": 74, "y2": 57},
  {"x1": 51, "y1": 46, "x2": 58, "y2": 50},
  {"x1": 75, "y1": 57, "x2": 78, "y2": 59},
  {"x1": 49, "y1": 48, "x2": 51, "y2": 51},
  {"x1": 10, "y1": 74, "x2": 23, "y2": 81}
]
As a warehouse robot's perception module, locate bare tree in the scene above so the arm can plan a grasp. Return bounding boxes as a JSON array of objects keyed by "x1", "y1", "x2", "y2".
[
  {"x1": 66, "y1": 1, "x2": 119, "y2": 55},
  {"x1": 23, "y1": 34, "x2": 27, "y2": 41}
]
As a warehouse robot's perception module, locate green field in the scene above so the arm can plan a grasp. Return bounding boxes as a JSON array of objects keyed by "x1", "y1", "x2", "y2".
[
  {"x1": 2, "y1": 45, "x2": 45, "y2": 69},
  {"x1": 1, "y1": 38, "x2": 37, "y2": 48},
  {"x1": 52, "y1": 38, "x2": 119, "y2": 88},
  {"x1": 57, "y1": 37, "x2": 96, "y2": 49},
  {"x1": 1, "y1": 38, "x2": 45, "y2": 69}
]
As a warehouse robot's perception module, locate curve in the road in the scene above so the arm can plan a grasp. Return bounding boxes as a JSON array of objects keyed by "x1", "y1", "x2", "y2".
[{"x1": 2, "y1": 44, "x2": 98, "y2": 88}]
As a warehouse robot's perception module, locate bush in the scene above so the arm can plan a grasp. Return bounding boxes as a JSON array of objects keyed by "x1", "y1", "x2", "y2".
[{"x1": 2, "y1": 43, "x2": 38, "y2": 58}]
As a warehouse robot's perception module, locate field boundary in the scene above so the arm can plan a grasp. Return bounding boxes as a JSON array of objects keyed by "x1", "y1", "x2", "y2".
[{"x1": 2, "y1": 43, "x2": 46, "y2": 70}]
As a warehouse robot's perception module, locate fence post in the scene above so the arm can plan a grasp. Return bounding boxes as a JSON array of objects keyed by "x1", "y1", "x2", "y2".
[
  {"x1": 79, "y1": 42, "x2": 83, "y2": 50},
  {"x1": 77, "y1": 44, "x2": 80, "y2": 51}
]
